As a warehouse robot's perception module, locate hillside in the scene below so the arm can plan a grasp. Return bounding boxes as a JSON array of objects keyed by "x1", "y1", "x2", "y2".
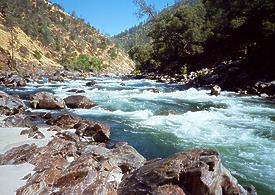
[
  {"x1": 0, "y1": 0, "x2": 135, "y2": 75},
  {"x1": 112, "y1": 22, "x2": 151, "y2": 52},
  {"x1": 113, "y1": 0, "x2": 275, "y2": 90}
]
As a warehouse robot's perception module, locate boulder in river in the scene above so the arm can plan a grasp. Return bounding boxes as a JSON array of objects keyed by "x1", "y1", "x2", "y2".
[
  {"x1": 86, "y1": 80, "x2": 96, "y2": 86},
  {"x1": 118, "y1": 148, "x2": 253, "y2": 195},
  {"x1": 31, "y1": 92, "x2": 65, "y2": 109},
  {"x1": 64, "y1": 95, "x2": 97, "y2": 109},
  {"x1": 67, "y1": 89, "x2": 85, "y2": 94},
  {"x1": 211, "y1": 85, "x2": 221, "y2": 96},
  {"x1": 0, "y1": 91, "x2": 26, "y2": 115}
]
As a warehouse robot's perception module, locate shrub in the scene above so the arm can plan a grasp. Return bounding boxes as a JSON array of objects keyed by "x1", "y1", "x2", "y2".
[
  {"x1": 75, "y1": 54, "x2": 90, "y2": 71},
  {"x1": 181, "y1": 64, "x2": 188, "y2": 76},
  {"x1": 90, "y1": 56, "x2": 102, "y2": 72},
  {"x1": 108, "y1": 48, "x2": 117, "y2": 59},
  {"x1": 34, "y1": 50, "x2": 42, "y2": 60}
]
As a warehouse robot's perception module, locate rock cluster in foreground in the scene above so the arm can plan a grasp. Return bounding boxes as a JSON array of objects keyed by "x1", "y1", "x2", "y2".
[{"x1": 0, "y1": 114, "x2": 256, "y2": 195}]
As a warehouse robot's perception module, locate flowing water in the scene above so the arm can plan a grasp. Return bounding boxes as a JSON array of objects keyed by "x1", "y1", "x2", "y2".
[{"x1": 4, "y1": 76, "x2": 275, "y2": 194}]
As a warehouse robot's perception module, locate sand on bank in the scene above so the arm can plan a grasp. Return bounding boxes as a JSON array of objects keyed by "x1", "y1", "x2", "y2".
[{"x1": 0, "y1": 126, "x2": 57, "y2": 194}]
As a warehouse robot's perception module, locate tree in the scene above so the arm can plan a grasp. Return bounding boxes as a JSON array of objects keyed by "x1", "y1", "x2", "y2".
[{"x1": 133, "y1": 0, "x2": 156, "y2": 19}]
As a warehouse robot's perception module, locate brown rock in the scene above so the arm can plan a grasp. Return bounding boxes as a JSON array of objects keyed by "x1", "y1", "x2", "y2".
[
  {"x1": 152, "y1": 184, "x2": 186, "y2": 195},
  {"x1": 118, "y1": 148, "x2": 252, "y2": 195},
  {"x1": 0, "y1": 144, "x2": 38, "y2": 165},
  {"x1": 47, "y1": 114, "x2": 81, "y2": 129},
  {"x1": 64, "y1": 95, "x2": 97, "y2": 109},
  {"x1": 31, "y1": 92, "x2": 65, "y2": 109},
  {"x1": 76, "y1": 121, "x2": 110, "y2": 143},
  {"x1": 0, "y1": 91, "x2": 26, "y2": 115}
]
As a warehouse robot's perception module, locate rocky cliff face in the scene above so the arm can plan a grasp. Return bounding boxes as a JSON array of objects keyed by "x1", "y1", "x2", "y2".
[{"x1": 0, "y1": 0, "x2": 135, "y2": 75}]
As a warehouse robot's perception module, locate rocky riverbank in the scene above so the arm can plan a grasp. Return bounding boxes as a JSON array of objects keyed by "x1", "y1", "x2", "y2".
[
  {"x1": 127, "y1": 61, "x2": 275, "y2": 99},
  {"x1": 0, "y1": 72, "x2": 258, "y2": 194}
]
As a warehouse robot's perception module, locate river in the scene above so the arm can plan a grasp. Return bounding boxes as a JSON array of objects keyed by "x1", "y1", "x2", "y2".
[{"x1": 4, "y1": 76, "x2": 275, "y2": 194}]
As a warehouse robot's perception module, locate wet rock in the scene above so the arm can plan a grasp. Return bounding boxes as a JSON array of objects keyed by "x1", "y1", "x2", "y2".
[
  {"x1": 31, "y1": 92, "x2": 65, "y2": 109},
  {"x1": 4, "y1": 74, "x2": 27, "y2": 87},
  {"x1": 86, "y1": 80, "x2": 96, "y2": 86},
  {"x1": 64, "y1": 95, "x2": 97, "y2": 109},
  {"x1": 0, "y1": 144, "x2": 39, "y2": 165},
  {"x1": 0, "y1": 91, "x2": 26, "y2": 115},
  {"x1": 146, "y1": 88, "x2": 160, "y2": 93},
  {"x1": 211, "y1": 85, "x2": 221, "y2": 96},
  {"x1": 47, "y1": 114, "x2": 81, "y2": 129},
  {"x1": 67, "y1": 89, "x2": 85, "y2": 93},
  {"x1": 4, "y1": 114, "x2": 33, "y2": 127},
  {"x1": 118, "y1": 148, "x2": 252, "y2": 195}
]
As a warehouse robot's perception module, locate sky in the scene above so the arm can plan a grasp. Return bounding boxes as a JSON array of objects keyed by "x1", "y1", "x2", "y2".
[{"x1": 50, "y1": 0, "x2": 175, "y2": 36}]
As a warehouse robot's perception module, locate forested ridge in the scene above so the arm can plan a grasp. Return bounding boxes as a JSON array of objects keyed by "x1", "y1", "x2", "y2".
[{"x1": 114, "y1": 0, "x2": 275, "y2": 84}]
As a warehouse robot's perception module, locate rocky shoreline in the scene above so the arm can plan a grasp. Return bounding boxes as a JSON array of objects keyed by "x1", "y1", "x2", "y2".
[
  {"x1": 127, "y1": 61, "x2": 275, "y2": 99},
  {"x1": 0, "y1": 71, "x2": 258, "y2": 194}
]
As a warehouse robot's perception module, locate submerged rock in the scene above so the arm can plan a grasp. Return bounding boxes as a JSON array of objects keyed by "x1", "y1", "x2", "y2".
[
  {"x1": 0, "y1": 91, "x2": 26, "y2": 115},
  {"x1": 31, "y1": 92, "x2": 65, "y2": 109},
  {"x1": 118, "y1": 148, "x2": 252, "y2": 195},
  {"x1": 64, "y1": 95, "x2": 97, "y2": 109},
  {"x1": 211, "y1": 85, "x2": 221, "y2": 96}
]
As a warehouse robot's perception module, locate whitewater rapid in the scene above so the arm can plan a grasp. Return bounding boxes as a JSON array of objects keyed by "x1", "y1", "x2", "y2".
[{"x1": 7, "y1": 76, "x2": 275, "y2": 194}]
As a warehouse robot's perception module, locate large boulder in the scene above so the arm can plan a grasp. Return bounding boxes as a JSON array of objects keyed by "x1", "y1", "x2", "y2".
[
  {"x1": 13, "y1": 140, "x2": 145, "y2": 194},
  {"x1": 64, "y1": 95, "x2": 97, "y2": 109},
  {"x1": 31, "y1": 92, "x2": 65, "y2": 109},
  {"x1": 0, "y1": 91, "x2": 26, "y2": 115},
  {"x1": 118, "y1": 148, "x2": 253, "y2": 195}
]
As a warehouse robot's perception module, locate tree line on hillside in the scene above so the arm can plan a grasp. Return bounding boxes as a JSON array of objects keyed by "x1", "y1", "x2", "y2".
[
  {"x1": 126, "y1": 0, "x2": 275, "y2": 80},
  {"x1": 0, "y1": 0, "x2": 119, "y2": 72}
]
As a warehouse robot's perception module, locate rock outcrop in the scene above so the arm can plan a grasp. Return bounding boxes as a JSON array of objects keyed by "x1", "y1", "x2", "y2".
[
  {"x1": 64, "y1": 95, "x2": 97, "y2": 109},
  {"x1": 118, "y1": 148, "x2": 253, "y2": 195},
  {"x1": 31, "y1": 92, "x2": 65, "y2": 109}
]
